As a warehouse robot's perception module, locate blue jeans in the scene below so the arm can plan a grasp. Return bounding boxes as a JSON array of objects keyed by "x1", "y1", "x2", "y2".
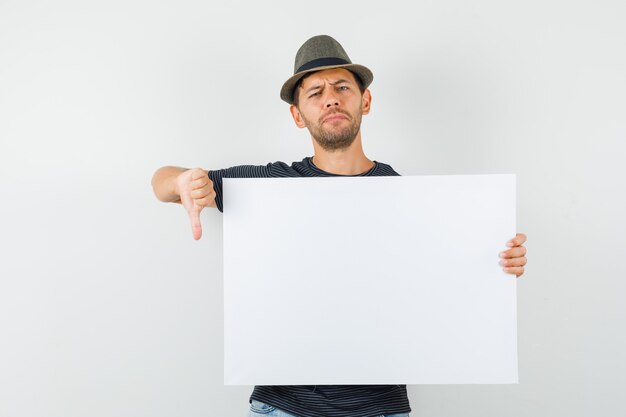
[{"x1": 248, "y1": 399, "x2": 410, "y2": 417}]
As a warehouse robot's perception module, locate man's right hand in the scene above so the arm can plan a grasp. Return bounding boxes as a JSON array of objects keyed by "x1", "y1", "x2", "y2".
[{"x1": 174, "y1": 168, "x2": 216, "y2": 240}]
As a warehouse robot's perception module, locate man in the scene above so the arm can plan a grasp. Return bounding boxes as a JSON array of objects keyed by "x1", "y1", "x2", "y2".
[{"x1": 151, "y1": 35, "x2": 528, "y2": 417}]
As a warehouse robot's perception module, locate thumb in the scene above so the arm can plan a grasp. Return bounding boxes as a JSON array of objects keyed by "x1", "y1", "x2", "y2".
[
  {"x1": 189, "y1": 206, "x2": 202, "y2": 240},
  {"x1": 179, "y1": 185, "x2": 203, "y2": 240}
]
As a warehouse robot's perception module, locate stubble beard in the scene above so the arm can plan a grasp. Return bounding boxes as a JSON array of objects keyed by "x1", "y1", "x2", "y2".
[{"x1": 301, "y1": 106, "x2": 363, "y2": 152}]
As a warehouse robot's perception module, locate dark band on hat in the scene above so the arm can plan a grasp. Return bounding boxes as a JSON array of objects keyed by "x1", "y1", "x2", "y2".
[{"x1": 296, "y1": 57, "x2": 350, "y2": 73}]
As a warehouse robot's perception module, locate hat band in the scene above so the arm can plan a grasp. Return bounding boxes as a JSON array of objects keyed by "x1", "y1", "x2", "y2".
[{"x1": 296, "y1": 57, "x2": 350, "y2": 73}]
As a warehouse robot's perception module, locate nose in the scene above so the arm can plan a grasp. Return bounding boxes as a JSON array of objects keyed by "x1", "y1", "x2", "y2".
[{"x1": 323, "y1": 88, "x2": 340, "y2": 108}]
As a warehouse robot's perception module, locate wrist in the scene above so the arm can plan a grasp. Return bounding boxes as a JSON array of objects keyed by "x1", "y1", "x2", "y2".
[{"x1": 171, "y1": 169, "x2": 186, "y2": 202}]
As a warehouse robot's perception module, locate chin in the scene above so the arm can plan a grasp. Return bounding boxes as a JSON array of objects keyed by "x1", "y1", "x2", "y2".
[{"x1": 316, "y1": 138, "x2": 357, "y2": 152}]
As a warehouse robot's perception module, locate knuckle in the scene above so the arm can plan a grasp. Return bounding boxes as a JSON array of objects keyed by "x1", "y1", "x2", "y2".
[
  {"x1": 203, "y1": 185, "x2": 215, "y2": 196},
  {"x1": 197, "y1": 195, "x2": 215, "y2": 207},
  {"x1": 193, "y1": 190, "x2": 209, "y2": 199},
  {"x1": 191, "y1": 168, "x2": 206, "y2": 180}
]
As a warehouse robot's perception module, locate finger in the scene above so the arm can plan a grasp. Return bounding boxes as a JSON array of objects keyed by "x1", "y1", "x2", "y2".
[
  {"x1": 179, "y1": 188, "x2": 195, "y2": 212},
  {"x1": 499, "y1": 256, "x2": 527, "y2": 267},
  {"x1": 190, "y1": 187, "x2": 214, "y2": 199},
  {"x1": 194, "y1": 195, "x2": 215, "y2": 208},
  {"x1": 503, "y1": 266, "x2": 524, "y2": 277},
  {"x1": 499, "y1": 246, "x2": 527, "y2": 259},
  {"x1": 507, "y1": 233, "x2": 527, "y2": 247},
  {"x1": 191, "y1": 177, "x2": 208, "y2": 189},
  {"x1": 189, "y1": 207, "x2": 202, "y2": 240},
  {"x1": 191, "y1": 168, "x2": 207, "y2": 181}
]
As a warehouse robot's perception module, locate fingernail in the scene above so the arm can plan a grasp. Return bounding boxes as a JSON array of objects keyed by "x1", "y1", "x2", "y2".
[
  {"x1": 499, "y1": 260, "x2": 507, "y2": 266},
  {"x1": 507, "y1": 241, "x2": 514, "y2": 247},
  {"x1": 499, "y1": 252, "x2": 506, "y2": 257}
]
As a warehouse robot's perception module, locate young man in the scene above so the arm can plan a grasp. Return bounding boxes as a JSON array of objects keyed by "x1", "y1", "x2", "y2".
[{"x1": 152, "y1": 35, "x2": 528, "y2": 417}]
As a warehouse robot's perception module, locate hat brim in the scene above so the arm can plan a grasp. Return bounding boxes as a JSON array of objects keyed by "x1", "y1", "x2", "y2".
[{"x1": 280, "y1": 63, "x2": 373, "y2": 104}]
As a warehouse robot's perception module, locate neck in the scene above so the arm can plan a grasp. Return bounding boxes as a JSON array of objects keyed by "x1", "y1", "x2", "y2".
[{"x1": 310, "y1": 132, "x2": 374, "y2": 175}]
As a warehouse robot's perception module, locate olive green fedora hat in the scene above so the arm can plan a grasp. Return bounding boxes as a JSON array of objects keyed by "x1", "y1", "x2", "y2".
[{"x1": 280, "y1": 35, "x2": 373, "y2": 104}]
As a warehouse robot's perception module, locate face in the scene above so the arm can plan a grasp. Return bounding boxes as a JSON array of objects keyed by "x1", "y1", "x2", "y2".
[{"x1": 290, "y1": 68, "x2": 371, "y2": 151}]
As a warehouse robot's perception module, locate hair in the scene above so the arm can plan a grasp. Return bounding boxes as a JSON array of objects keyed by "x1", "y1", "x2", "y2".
[{"x1": 292, "y1": 69, "x2": 366, "y2": 107}]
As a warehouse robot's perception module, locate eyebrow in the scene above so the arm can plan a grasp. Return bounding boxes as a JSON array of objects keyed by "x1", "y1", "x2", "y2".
[{"x1": 303, "y1": 79, "x2": 351, "y2": 95}]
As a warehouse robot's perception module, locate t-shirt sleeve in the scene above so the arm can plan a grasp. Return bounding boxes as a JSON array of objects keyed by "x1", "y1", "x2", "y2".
[{"x1": 207, "y1": 162, "x2": 291, "y2": 212}]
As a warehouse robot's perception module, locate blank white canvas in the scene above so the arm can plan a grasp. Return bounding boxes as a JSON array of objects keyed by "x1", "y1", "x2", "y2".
[{"x1": 223, "y1": 175, "x2": 517, "y2": 385}]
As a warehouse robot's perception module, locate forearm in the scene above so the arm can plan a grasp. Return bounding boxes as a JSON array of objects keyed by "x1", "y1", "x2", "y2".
[{"x1": 151, "y1": 166, "x2": 188, "y2": 202}]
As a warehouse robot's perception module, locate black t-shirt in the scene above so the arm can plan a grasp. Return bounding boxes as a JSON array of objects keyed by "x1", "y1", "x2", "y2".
[{"x1": 208, "y1": 156, "x2": 411, "y2": 417}]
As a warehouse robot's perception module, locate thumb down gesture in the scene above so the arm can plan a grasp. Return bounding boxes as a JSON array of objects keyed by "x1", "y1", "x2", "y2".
[{"x1": 175, "y1": 168, "x2": 216, "y2": 240}]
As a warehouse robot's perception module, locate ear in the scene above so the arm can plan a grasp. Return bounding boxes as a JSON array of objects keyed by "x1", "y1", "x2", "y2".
[
  {"x1": 290, "y1": 104, "x2": 307, "y2": 128},
  {"x1": 361, "y1": 89, "x2": 372, "y2": 115}
]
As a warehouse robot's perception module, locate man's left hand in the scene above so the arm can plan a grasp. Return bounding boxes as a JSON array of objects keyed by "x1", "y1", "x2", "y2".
[{"x1": 499, "y1": 233, "x2": 527, "y2": 278}]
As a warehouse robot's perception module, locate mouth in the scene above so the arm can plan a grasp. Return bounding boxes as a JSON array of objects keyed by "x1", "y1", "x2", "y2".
[{"x1": 322, "y1": 113, "x2": 349, "y2": 123}]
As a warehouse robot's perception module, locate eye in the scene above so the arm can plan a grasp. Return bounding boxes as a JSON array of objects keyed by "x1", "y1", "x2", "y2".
[
  {"x1": 338, "y1": 85, "x2": 349, "y2": 91},
  {"x1": 309, "y1": 91, "x2": 320, "y2": 98}
]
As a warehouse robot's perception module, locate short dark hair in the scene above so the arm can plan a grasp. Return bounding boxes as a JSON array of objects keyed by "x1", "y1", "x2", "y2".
[{"x1": 292, "y1": 69, "x2": 366, "y2": 107}]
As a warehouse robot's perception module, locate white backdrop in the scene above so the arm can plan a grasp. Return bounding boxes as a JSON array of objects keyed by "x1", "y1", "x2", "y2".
[{"x1": 1, "y1": 1, "x2": 625, "y2": 416}]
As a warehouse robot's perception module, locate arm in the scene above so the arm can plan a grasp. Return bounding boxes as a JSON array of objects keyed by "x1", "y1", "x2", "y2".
[
  {"x1": 151, "y1": 166, "x2": 217, "y2": 239},
  {"x1": 151, "y1": 166, "x2": 186, "y2": 203}
]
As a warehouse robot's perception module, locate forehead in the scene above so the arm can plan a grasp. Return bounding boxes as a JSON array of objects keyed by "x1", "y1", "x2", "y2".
[{"x1": 300, "y1": 68, "x2": 358, "y2": 88}]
